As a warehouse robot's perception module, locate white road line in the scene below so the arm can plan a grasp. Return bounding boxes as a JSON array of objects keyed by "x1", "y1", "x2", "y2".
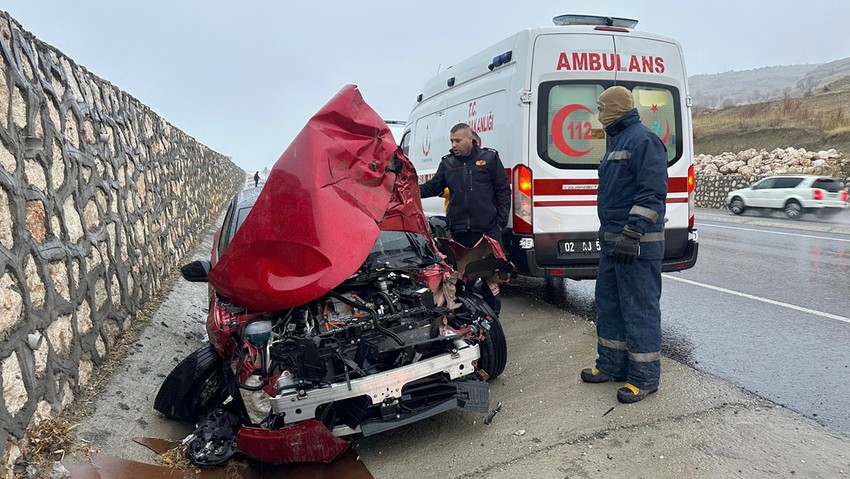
[
  {"x1": 662, "y1": 274, "x2": 850, "y2": 325},
  {"x1": 697, "y1": 222, "x2": 850, "y2": 243}
]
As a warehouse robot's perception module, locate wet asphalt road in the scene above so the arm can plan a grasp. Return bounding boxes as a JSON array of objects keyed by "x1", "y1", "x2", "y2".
[{"x1": 507, "y1": 207, "x2": 850, "y2": 436}]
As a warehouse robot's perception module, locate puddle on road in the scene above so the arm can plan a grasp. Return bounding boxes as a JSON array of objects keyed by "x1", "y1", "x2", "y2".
[{"x1": 62, "y1": 438, "x2": 373, "y2": 479}]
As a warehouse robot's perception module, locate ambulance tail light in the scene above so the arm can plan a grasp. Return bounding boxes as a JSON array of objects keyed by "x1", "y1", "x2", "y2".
[
  {"x1": 513, "y1": 164, "x2": 533, "y2": 234},
  {"x1": 687, "y1": 163, "x2": 695, "y2": 229}
]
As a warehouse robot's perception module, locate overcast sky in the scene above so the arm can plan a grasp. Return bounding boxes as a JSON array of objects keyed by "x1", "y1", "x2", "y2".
[{"x1": 3, "y1": 1, "x2": 848, "y2": 173}]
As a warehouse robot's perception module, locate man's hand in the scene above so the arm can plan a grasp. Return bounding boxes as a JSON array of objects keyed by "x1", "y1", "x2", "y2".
[{"x1": 612, "y1": 226, "x2": 641, "y2": 264}]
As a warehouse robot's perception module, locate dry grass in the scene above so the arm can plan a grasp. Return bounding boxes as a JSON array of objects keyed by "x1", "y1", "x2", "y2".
[
  {"x1": 694, "y1": 92, "x2": 850, "y2": 134},
  {"x1": 829, "y1": 124, "x2": 850, "y2": 137},
  {"x1": 693, "y1": 76, "x2": 850, "y2": 155},
  {"x1": 13, "y1": 418, "x2": 92, "y2": 476},
  {"x1": 157, "y1": 444, "x2": 201, "y2": 475}
]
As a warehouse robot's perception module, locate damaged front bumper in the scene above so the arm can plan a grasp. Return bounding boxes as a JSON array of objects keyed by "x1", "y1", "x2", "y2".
[
  {"x1": 270, "y1": 340, "x2": 486, "y2": 428},
  {"x1": 232, "y1": 340, "x2": 489, "y2": 464},
  {"x1": 237, "y1": 420, "x2": 350, "y2": 464}
]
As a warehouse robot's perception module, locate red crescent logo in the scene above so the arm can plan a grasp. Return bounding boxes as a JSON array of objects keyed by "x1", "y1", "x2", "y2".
[
  {"x1": 661, "y1": 119, "x2": 670, "y2": 144},
  {"x1": 422, "y1": 126, "x2": 431, "y2": 156},
  {"x1": 551, "y1": 104, "x2": 593, "y2": 157}
]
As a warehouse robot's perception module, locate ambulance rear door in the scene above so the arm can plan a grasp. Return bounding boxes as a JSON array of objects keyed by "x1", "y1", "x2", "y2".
[{"x1": 529, "y1": 32, "x2": 617, "y2": 271}]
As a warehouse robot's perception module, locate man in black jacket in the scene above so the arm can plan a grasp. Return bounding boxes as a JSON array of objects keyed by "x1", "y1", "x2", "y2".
[{"x1": 419, "y1": 123, "x2": 511, "y2": 314}]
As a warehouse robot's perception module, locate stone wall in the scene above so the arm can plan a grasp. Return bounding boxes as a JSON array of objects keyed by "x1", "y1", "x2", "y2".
[
  {"x1": 696, "y1": 175, "x2": 764, "y2": 209},
  {"x1": 694, "y1": 147, "x2": 850, "y2": 209},
  {"x1": 0, "y1": 10, "x2": 243, "y2": 463}
]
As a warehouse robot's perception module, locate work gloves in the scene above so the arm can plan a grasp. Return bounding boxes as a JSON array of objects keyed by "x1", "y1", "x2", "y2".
[{"x1": 612, "y1": 225, "x2": 641, "y2": 264}]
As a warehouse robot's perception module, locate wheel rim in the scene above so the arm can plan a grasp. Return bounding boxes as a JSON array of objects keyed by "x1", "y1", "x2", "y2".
[
  {"x1": 785, "y1": 203, "x2": 801, "y2": 218},
  {"x1": 730, "y1": 199, "x2": 744, "y2": 214},
  {"x1": 196, "y1": 371, "x2": 227, "y2": 413}
]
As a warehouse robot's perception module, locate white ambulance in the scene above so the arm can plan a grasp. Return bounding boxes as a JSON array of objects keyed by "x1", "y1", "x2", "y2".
[{"x1": 400, "y1": 14, "x2": 698, "y2": 279}]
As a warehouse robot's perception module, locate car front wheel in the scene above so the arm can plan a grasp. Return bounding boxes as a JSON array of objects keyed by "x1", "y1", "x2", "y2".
[
  {"x1": 729, "y1": 197, "x2": 746, "y2": 215},
  {"x1": 456, "y1": 293, "x2": 507, "y2": 381},
  {"x1": 154, "y1": 343, "x2": 228, "y2": 422},
  {"x1": 783, "y1": 200, "x2": 803, "y2": 219}
]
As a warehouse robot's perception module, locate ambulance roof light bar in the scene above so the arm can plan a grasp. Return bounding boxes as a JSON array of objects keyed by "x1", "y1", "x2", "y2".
[{"x1": 552, "y1": 14, "x2": 638, "y2": 29}]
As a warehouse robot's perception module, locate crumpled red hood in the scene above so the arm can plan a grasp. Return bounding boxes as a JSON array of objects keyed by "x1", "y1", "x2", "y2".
[{"x1": 208, "y1": 85, "x2": 427, "y2": 310}]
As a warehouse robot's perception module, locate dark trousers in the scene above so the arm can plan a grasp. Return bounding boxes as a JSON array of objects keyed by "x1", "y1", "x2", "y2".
[
  {"x1": 594, "y1": 252, "x2": 662, "y2": 389},
  {"x1": 451, "y1": 229, "x2": 502, "y2": 316}
]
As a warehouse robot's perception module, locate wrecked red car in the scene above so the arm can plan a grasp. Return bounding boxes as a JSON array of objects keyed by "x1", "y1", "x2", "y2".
[{"x1": 154, "y1": 85, "x2": 510, "y2": 466}]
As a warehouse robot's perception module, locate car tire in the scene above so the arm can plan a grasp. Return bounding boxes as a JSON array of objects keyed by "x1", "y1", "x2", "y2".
[
  {"x1": 154, "y1": 343, "x2": 228, "y2": 423},
  {"x1": 783, "y1": 200, "x2": 803, "y2": 219},
  {"x1": 729, "y1": 197, "x2": 746, "y2": 215},
  {"x1": 456, "y1": 293, "x2": 507, "y2": 381}
]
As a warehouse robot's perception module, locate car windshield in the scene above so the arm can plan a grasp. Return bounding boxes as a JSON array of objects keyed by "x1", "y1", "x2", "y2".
[{"x1": 367, "y1": 231, "x2": 437, "y2": 269}]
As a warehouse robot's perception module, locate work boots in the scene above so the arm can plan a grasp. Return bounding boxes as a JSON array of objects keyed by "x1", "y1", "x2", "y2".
[
  {"x1": 580, "y1": 367, "x2": 620, "y2": 383},
  {"x1": 581, "y1": 368, "x2": 658, "y2": 403},
  {"x1": 616, "y1": 383, "x2": 658, "y2": 403}
]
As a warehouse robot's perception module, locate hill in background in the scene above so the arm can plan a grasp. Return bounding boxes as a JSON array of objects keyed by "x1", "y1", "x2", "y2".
[
  {"x1": 690, "y1": 57, "x2": 850, "y2": 157},
  {"x1": 689, "y1": 57, "x2": 850, "y2": 109}
]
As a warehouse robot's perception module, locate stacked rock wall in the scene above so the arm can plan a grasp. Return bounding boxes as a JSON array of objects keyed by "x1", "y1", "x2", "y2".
[
  {"x1": 694, "y1": 147, "x2": 850, "y2": 209},
  {"x1": 0, "y1": 11, "x2": 243, "y2": 459}
]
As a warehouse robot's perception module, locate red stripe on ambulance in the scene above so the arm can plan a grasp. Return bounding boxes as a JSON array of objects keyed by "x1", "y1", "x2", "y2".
[
  {"x1": 534, "y1": 177, "x2": 689, "y2": 197},
  {"x1": 535, "y1": 197, "x2": 689, "y2": 208}
]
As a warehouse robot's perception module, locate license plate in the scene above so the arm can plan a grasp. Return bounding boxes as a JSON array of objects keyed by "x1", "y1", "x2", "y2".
[{"x1": 559, "y1": 239, "x2": 601, "y2": 256}]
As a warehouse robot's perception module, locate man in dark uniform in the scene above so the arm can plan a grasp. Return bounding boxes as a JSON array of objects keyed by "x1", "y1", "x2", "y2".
[
  {"x1": 419, "y1": 123, "x2": 511, "y2": 314},
  {"x1": 580, "y1": 86, "x2": 668, "y2": 404}
]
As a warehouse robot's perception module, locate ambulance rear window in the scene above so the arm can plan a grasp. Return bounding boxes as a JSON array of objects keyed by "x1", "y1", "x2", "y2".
[{"x1": 537, "y1": 82, "x2": 682, "y2": 169}]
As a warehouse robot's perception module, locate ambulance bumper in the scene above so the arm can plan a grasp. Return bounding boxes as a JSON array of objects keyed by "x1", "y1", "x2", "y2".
[{"x1": 505, "y1": 230, "x2": 699, "y2": 280}]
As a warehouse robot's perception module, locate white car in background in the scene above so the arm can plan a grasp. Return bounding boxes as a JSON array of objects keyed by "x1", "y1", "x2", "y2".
[{"x1": 726, "y1": 175, "x2": 849, "y2": 219}]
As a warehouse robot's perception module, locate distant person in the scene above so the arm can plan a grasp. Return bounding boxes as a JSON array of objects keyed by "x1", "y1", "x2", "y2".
[
  {"x1": 253, "y1": 171, "x2": 260, "y2": 187},
  {"x1": 419, "y1": 123, "x2": 510, "y2": 314},
  {"x1": 580, "y1": 86, "x2": 668, "y2": 404}
]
